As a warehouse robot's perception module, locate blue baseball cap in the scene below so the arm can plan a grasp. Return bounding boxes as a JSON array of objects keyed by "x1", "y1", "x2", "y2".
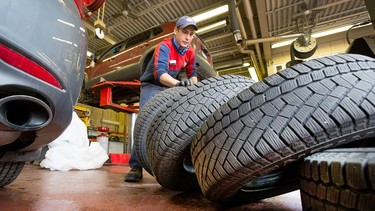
[{"x1": 176, "y1": 16, "x2": 198, "y2": 30}]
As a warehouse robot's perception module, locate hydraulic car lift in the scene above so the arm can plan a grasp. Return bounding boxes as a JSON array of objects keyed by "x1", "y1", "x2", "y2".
[
  {"x1": 90, "y1": 80, "x2": 141, "y2": 164},
  {"x1": 91, "y1": 80, "x2": 141, "y2": 113}
]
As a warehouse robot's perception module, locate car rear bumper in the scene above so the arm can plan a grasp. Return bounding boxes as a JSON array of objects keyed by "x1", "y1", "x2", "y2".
[
  {"x1": 0, "y1": 59, "x2": 74, "y2": 151},
  {"x1": 0, "y1": 0, "x2": 87, "y2": 152}
]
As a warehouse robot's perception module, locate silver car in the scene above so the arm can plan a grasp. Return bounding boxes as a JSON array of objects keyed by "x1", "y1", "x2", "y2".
[{"x1": 0, "y1": 0, "x2": 102, "y2": 186}]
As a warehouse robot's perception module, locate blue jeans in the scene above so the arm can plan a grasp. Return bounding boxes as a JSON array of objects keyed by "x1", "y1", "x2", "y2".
[{"x1": 129, "y1": 83, "x2": 167, "y2": 168}]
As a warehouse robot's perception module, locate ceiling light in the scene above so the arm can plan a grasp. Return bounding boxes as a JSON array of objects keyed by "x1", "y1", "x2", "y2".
[
  {"x1": 313, "y1": 25, "x2": 352, "y2": 38},
  {"x1": 248, "y1": 67, "x2": 259, "y2": 82},
  {"x1": 271, "y1": 40, "x2": 294, "y2": 49},
  {"x1": 196, "y1": 20, "x2": 227, "y2": 34},
  {"x1": 192, "y1": 5, "x2": 228, "y2": 23},
  {"x1": 243, "y1": 62, "x2": 250, "y2": 67},
  {"x1": 271, "y1": 25, "x2": 354, "y2": 49}
]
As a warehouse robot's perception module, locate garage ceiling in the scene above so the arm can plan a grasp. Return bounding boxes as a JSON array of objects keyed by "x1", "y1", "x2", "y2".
[{"x1": 85, "y1": 0, "x2": 371, "y2": 78}]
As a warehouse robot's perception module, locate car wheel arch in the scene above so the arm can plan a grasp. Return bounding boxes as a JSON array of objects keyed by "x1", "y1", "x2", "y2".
[{"x1": 140, "y1": 47, "x2": 156, "y2": 76}]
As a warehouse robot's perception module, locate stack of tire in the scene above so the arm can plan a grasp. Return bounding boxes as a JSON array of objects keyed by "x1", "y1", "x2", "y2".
[{"x1": 134, "y1": 54, "x2": 375, "y2": 210}]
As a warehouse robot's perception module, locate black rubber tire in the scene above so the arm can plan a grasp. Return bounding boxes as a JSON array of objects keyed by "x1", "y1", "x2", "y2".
[
  {"x1": 147, "y1": 75, "x2": 255, "y2": 191},
  {"x1": 299, "y1": 148, "x2": 375, "y2": 211},
  {"x1": 191, "y1": 54, "x2": 375, "y2": 202},
  {"x1": 0, "y1": 161, "x2": 25, "y2": 187},
  {"x1": 134, "y1": 86, "x2": 187, "y2": 175}
]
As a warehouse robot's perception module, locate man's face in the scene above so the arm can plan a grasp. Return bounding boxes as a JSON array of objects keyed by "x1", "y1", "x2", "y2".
[{"x1": 174, "y1": 26, "x2": 196, "y2": 48}]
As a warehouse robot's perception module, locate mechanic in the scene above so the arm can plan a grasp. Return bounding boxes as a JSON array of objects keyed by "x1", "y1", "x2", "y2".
[{"x1": 124, "y1": 15, "x2": 199, "y2": 182}]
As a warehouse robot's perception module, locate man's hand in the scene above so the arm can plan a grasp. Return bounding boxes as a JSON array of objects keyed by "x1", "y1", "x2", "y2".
[{"x1": 176, "y1": 79, "x2": 194, "y2": 87}]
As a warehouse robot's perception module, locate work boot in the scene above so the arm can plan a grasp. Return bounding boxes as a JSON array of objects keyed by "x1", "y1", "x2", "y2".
[{"x1": 124, "y1": 167, "x2": 143, "y2": 182}]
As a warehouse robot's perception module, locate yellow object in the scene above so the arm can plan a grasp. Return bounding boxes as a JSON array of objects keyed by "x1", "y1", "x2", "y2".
[
  {"x1": 94, "y1": 2, "x2": 106, "y2": 29},
  {"x1": 74, "y1": 105, "x2": 91, "y2": 126}
]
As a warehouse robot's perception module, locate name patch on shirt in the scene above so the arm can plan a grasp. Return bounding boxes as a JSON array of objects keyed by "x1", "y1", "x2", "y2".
[{"x1": 170, "y1": 60, "x2": 176, "y2": 65}]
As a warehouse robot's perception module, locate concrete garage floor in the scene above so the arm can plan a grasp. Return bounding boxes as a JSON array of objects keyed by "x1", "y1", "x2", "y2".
[{"x1": 0, "y1": 163, "x2": 302, "y2": 210}]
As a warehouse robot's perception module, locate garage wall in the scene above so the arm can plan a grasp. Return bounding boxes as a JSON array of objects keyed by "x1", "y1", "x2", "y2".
[
  {"x1": 75, "y1": 103, "x2": 133, "y2": 153},
  {"x1": 75, "y1": 103, "x2": 129, "y2": 139}
]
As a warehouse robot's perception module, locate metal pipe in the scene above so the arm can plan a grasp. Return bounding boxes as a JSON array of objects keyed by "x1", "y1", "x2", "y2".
[
  {"x1": 238, "y1": 48, "x2": 260, "y2": 73},
  {"x1": 228, "y1": 0, "x2": 243, "y2": 45},
  {"x1": 236, "y1": 7, "x2": 247, "y2": 40},
  {"x1": 227, "y1": 0, "x2": 262, "y2": 80},
  {"x1": 243, "y1": 0, "x2": 266, "y2": 75},
  {"x1": 235, "y1": 0, "x2": 243, "y2": 8},
  {"x1": 244, "y1": 34, "x2": 302, "y2": 45}
]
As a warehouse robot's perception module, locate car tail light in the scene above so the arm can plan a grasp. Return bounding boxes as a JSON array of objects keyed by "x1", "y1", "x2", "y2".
[{"x1": 0, "y1": 44, "x2": 62, "y2": 89}]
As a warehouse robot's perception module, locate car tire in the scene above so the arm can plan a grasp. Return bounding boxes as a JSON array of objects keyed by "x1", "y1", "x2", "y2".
[
  {"x1": 0, "y1": 161, "x2": 25, "y2": 187},
  {"x1": 191, "y1": 54, "x2": 375, "y2": 202},
  {"x1": 134, "y1": 86, "x2": 187, "y2": 175},
  {"x1": 147, "y1": 75, "x2": 255, "y2": 191},
  {"x1": 299, "y1": 148, "x2": 375, "y2": 211}
]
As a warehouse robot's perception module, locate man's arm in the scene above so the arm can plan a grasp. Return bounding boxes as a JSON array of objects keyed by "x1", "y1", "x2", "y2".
[
  {"x1": 185, "y1": 50, "x2": 197, "y2": 83},
  {"x1": 159, "y1": 73, "x2": 180, "y2": 87},
  {"x1": 160, "y1": 74, "x2": 197, "y2": 87}
]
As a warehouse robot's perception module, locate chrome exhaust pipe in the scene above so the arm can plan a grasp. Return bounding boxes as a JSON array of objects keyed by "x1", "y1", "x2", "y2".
[{"x1": 0, "y1": 95, "x2": 52, "y2": 131}]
